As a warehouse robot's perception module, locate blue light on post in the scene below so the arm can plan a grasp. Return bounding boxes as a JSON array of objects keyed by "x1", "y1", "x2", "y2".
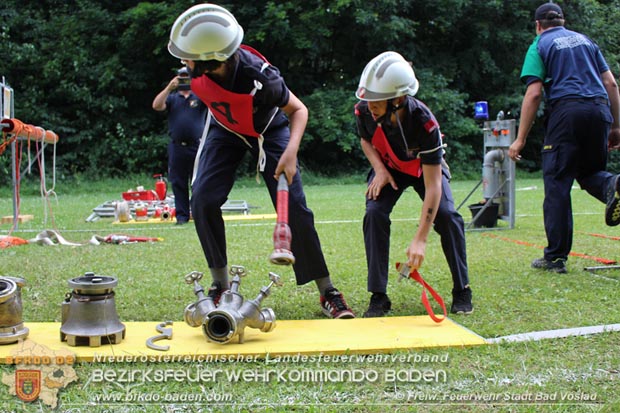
[{"x1": 474, "y1": 101, "x2": 489, "y2": 120}]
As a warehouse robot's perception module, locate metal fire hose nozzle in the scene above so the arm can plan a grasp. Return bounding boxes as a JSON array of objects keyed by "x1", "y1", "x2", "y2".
[
  {"x1": 183, "y1": 267, "x2": 283, "y2": 344},
  {"x1": 183, "y1": 271, "x2": 217, "y2": 327},
  {"x1": 0, "y1": 276, "x2": 30, "y2": 344}
]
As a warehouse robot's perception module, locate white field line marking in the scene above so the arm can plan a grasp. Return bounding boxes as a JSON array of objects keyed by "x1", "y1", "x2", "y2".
[
  {"x1": 487, "y1": 323, "x2": 620, "y2": 344},
  {"x1": 0, "y1": 210, "x2": 605, "y2": 235}
]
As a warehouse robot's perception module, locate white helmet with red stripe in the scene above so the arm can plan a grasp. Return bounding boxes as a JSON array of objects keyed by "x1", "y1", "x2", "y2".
[
  {"x1": 356, "y1": 52, "x2": 419, "y2": 101},
  {"x1": 168, "y1": 4, "x2": 244, "y2": 62}
]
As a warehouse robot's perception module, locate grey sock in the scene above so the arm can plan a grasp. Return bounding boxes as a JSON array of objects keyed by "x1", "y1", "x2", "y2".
[
  {"x1": 210, "y1": 266, "x2": 229, "y2": 289},
  {"x1": 315, "y1": 277, "x2": 334, "y2": 296}
]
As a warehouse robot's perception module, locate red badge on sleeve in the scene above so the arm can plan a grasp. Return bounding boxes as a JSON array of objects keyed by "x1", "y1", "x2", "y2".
[{"x1": 424, "y1": 119, "x2": 438, "y2": 133}]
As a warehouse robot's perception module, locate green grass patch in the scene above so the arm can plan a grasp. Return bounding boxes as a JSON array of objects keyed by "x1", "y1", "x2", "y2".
[{"x1": 1, "y1": 176, "x2": 619, "y2": 412}]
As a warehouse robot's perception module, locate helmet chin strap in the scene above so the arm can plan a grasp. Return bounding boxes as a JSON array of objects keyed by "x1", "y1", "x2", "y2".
[
  {"x1": 188, "y1": 54, "x2": 238, "y2": 80},
  {"x1": 188, "y1": 61, "x2": 218, "y2": 78},
  {"x1": 186, "y1": 63, "x2": 200, "y2": 79},
  {"x1": 376, "y1": 99, "x2": 402, "y2": 126},
  {"x1": 375, "y1": 97, "x2": 414, "y2": 159}
]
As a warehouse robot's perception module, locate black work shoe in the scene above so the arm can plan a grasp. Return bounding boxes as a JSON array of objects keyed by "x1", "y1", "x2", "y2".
[
  {"x1": 320, "y1": 288, "x2": 355, "y2": 319},
  {"x1": 605, "y1": 174, "x2": 620, "y2": 226},
  {"x1": 363, "y1": 293, "x2": 392, "y2": 318},
  {"x1": 451, "y1": 288, "x2": 473, "y2": 315},
  {"x1": 207, "y1": 282, "x2": 227, "y2": 306},
  {"x1": 531, "y1": 257, "x2": 567, "y2": 274}
]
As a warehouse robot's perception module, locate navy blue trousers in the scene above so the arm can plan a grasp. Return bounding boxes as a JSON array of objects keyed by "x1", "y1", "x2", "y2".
[
  {"x1": 168, "y1": 141, "x2": 199, "y2": 222},
  {"x1": 542, "y1": 99, "x2": 615, "y2": 260},
  {"x1": 191, "y1": 126, "x2": 329, "y2": 285},
  {"x1": 364, "y1": 167, "x2": 469, "y2": 294}
]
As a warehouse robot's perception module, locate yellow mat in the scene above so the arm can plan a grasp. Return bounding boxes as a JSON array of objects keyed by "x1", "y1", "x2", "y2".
[
  {"x1": 0, "y1": 317, "x2": 486, "y2": 363},
  {"x1": 113, "y1": 214, "x2": 278, "y2": 225}
]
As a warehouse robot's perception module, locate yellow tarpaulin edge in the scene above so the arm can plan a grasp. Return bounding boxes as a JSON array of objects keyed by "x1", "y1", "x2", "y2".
[{"x1": 0, "y1": 317, "x2": 487, "y2": 363}]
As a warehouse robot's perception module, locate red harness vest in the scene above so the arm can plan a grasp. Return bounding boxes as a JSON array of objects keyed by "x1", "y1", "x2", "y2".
[
  {"x1": 371, "y1": 125, "x2": 422, "y2": 177},
  {"x1": 190, "y1": 45, "x2": 271, "y2": 138}
]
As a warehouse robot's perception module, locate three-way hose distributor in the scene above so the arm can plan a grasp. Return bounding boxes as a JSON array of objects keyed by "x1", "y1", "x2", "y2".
[{"x1": 183, "y1": 266, "x2": 283, "y2": 344}]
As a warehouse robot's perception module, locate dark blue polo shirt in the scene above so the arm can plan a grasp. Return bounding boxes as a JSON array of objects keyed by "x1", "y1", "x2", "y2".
[
  {"x1": 520, "y1": 26, "x2": 609, "y2": 103},
  {"x1": 355, "y1": 96, "x2": 444, "y2": 165},
  {"x1": 165, "y1": 92, "x2": 208, "y2": 143}
]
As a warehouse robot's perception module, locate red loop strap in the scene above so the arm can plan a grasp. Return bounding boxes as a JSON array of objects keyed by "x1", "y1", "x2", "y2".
[{"x1": 396, "y1": 263, "x2": 447, "y2": 323}]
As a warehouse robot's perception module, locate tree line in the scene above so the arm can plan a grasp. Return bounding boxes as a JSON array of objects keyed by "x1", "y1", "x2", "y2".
[{"x1": 1, "y1": 0, "x2": 619, "y2": 185}]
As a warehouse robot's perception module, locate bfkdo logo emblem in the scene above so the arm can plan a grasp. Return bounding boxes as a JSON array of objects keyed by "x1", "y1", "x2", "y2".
[{"x1": 15, "y1": 370, "x2": 41, "y2": 402}]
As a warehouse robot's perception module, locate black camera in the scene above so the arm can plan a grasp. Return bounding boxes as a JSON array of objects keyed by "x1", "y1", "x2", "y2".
[
  {"x1": 177, "y1": 67, "x2": 191, "y2": 91},
  {"x1": 177, "y1": 77, "x2": 190, "y2": 91}
]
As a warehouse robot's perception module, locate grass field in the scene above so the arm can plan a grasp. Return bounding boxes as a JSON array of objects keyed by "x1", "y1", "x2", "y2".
[{"x1": 1, "y1": 174, "x2": 619, "y2": 412}]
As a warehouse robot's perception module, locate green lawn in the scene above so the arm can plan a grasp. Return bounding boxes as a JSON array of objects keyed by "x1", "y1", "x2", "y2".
[{"x1": 1, "y1": 175, "x2": 619, "y2": 412}]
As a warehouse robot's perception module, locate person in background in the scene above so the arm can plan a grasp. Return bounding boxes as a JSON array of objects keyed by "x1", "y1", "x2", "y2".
[
  {"x1": 354, "y1": 51, "x2": 473, "y2": 317},
  {"x1": 166, "y1": 3, "x2": 355, "y2": 318},
  {"x1": 508, "y1": 2, "x2": 620, "y2": 274},
  {"x1": 152, "y1": 67, "x2": 208, "y2": 225}
]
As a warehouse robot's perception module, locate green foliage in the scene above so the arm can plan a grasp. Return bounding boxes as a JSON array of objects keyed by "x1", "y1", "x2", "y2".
[
  {"x1": 2, "y1": 0, "x2": 620, "y2": 181},
  {"x1": 415, "y1": 68, "x2": 481, "y2": 178},
  {"x1": 301, "y1": 88, "x2": 366, "y2": 174}
]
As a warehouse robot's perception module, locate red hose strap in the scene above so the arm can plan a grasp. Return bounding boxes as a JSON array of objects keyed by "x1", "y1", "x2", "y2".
[{"x1": 396, "y1": 263, "x2": 447, "y2": 323}]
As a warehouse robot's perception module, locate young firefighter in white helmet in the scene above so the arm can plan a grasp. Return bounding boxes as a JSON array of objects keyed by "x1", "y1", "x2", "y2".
[
  {"x1": 354, "y1": 52, "x2": 473, "y2": 317},
  {"x1": 168, "y1": 3, "x2": 354, "y2": 318}
]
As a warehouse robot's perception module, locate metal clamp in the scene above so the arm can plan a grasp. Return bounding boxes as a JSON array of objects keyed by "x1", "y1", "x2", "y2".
[
  {"x1": 184, "y1": 271, "x2": 203, "y2": 285},
  {"x1": 229, "y1": 265, "x2": 246, "y2": 278},
  {"x1": 396, "y1": 262, "x2": 412, "y2": 282},
  {"x1": 146, "y1": 321, "x2": 173, "y2": 351}
]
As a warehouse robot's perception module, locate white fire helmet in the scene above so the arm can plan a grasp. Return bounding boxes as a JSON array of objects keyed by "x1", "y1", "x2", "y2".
[
  {"x1": 355, "y1": 52, "x2": 419, "y2": 101},
  {"x1": 168, "y1": 4, "x2": 244, "y2": 61}
]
